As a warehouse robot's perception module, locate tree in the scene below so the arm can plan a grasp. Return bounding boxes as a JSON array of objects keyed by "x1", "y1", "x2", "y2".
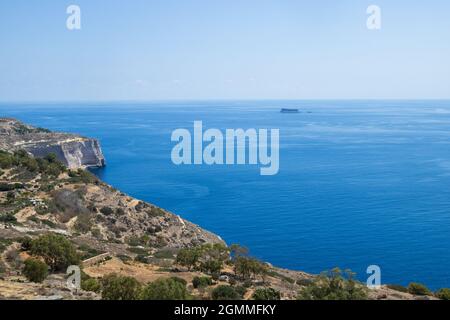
[
  {"x1": 29, "y1": 233, "x2": 80, "y2": 271},
  {"x1": 211, "y1": 285, "x2": 242, "y2": 300},
  {"x1": 234, "y1": 256, "x2": 267, "y2": 280},
  {"x1": 140, "y1": 277, "x2": 188, "y2": 300},
  {"x1": 197, "y1": 243, "x2": 229, "y2": 276},
  {"x1": 176, "y1": 247, "x2": 201, "y2": 271},
  {"x1": 23, "y1": 258, "x2": 48, "y2": 283},
  {"x1": 252, "y1": 288, "x2": 281, "y2": 300},
  {"x1": 101, "y1": 274, "x2": 142, "y2": 300},
  {"x1": 298, "y1": 268, "x2": 368, "y2": 300},
  {"x1": 200, "y1": 259, "x2": 223, "y2": 276}
]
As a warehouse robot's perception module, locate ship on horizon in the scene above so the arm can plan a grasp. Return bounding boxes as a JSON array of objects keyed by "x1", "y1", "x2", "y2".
[{"x1": 280, "y1": 108, "x2": 300, "y2": 113}]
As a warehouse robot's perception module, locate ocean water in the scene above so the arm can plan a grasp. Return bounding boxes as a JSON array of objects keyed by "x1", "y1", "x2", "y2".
[{"x1": 2, "y1": 100, "x2": 450, "y2": 290}]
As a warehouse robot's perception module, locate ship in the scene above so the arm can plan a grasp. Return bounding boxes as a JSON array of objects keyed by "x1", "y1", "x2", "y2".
[{"x1": 280, "y1": 108, "x2": 299, "y2": 113}]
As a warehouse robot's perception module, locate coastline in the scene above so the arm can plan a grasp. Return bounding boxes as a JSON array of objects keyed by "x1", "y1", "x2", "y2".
[{"x1": 0, "y1": 118, "x2": 446, "y2": 300}]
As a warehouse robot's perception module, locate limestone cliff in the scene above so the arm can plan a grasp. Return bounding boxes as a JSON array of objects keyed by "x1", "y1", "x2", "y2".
[{"x1": 0, "y1": 118, "x2": 105, "y2": 169}]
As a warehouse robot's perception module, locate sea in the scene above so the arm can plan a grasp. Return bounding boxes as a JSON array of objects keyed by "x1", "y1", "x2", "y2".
[{"x1": 1, "y1": 100, "x2": 450, "y2": 290}]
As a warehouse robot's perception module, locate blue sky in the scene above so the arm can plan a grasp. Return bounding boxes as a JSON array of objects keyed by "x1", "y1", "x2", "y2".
[{"x1": 0, "y1": 0, "x2": 449, "y2": 101}]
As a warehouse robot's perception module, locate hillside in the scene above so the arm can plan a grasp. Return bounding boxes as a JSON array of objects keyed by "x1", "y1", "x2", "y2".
[{"x1": 0, "y1": 119, "x2": 441, "y2": 300}]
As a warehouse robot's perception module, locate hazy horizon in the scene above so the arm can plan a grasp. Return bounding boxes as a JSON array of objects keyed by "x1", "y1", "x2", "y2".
[{"x1": 1, "y1": 0, "x2": 450, "y2": 101}]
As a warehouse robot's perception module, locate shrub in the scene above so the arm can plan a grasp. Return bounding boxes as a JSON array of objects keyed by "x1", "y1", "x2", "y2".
[
  {"x1": 234, "y1": 286, "x2": 247, "y2": 298},
  {"x1": 192, "y1": 276, "x2": 213, "y2": 289},
  {"x1": 0, "y1": 213, "x2": 17, "y2": 224},
  {"x1": 100, "y1": 207, "x2": 114, "y2": 216},
  {"x1": 0, "y1": 261, "x2": 6, "y2": 276},
  {"x1": 134, "y1": 254, "x2": 148, "y2": 264},
  {"x1": 0, "y1": 183, "x2": 24, "y2": 192},
  {"x1": 408, "y1": 283, "x2": 432, "y2": 296},
  {"x1": 6, "y1": 191, "x2": 15, "y2": 202},
  {"x1": 44, "y1": 153, "x2": 58, "y2": 163},
  {"x1": 82, "y1": 278, "x2": 101, "y2": 293},
  {"x1": 29, "y1": 233, "x2": 80, "y2": 271},
  {"x1": 435, "y1": 288, "x2": 450, "y2": 300},
  {"x1": 211, "y1": 285, "x2": 242, "y2": 300},
  {"x1": 0, "y1": 152, "x2": 13, "y2": 169},
  {"x1": 298, "y1": 268, "x2": 368, "y2": 300},
  {"x1": 153, "y1": 249, "x2": 175, "y2": 259},
  {"x1": 140, "y1": 277, "x2": 188, "y2": 300},
  {"x1": 74, "y1": 214, "x2": 93, "y2": 233},
  {"x1": 20, "y1": 237, "x2": 32, "y2": 251},
  {"x1": 252, "y1": 287, "x2": 281, "y2": 300},
  {"x1": 1, "y1": 239, "x2": 14, "y2": 253},
  {"x1": 68, "y1": 169, "x2": 97, "y2": 184},
  {"x1": 386, "y1": 284, "x2": 408, "y2": 293},
  {"x1": 116, "y1": 208, "x2": 126, "y2": 216},
  {"x1": 23, "y1": 258, "x2": 48, "y2": 283},
  {"x1": 101, "y1": 274, "x2": 142, "y2": 300}
]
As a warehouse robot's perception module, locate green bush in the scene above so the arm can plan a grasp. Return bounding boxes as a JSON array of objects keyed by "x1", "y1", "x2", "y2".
[
  {"x1": 29, "y1": 233, "x2": 80, "y2": 271},
  {"x1": 386, "y1": 284, "x2": 408, "y2": 293},
  {"x1": 23, "y1": 258, "x2": 48, "y2": 283},
  {"x1": 20, "y1": 237, "x2": 32, "y2": 251},
  {"x1": 0, "y1": 183, "x2": 24, "y2": 192},
  {"x1": 435, "y1": 288, "x2": 450, "y2": 300},
  {"x1": 252, "y1": 287, "x2": 281, "y2": 300},
  {"x1": 408, "y1": 283, "x2": 432, "y2": 296},
  {"x1": 0, "y1": 151, "x2": 13, "y2": 169},
  {"x1": 116, "y1": 208, "x2": 126, "y2": 216},
  {"x1": 101, "y1": 274, "x2": 142, "y2": 300},
  {"x1": 140, "y1": 277, "x2": 188, "y2": 300},
  {"x1": 134, "y1": 254, "x2": 148, "y2": 264},
  {"x1": 44, "y1": 153, "x2": 58, "y2": 163},
  {"x1": 153, "y1": 249, "x2": 175, "y2": 259},
  {"x1": 192, "y1": 276, "x2": 213, "y2": 289},
  {"x1": 82, "y1": 278, "x2": 102, "y2": 293},
  {"x1": 74, "y1": 214, "x2": 93, "y2": 233},
  {"x1": 0, "y1": 213, "x2": 17, "y2": 224},
  {"x1": 0, "y1": 239, "x2": 13, "y2": 253},
  {"x1": 100, "y1": 207, "x2": 114, "y2": 216},
  {"x1": 298, "y1": 268, "x2": 368, "y2": 300},
  {"x1": 211, "y1": 285, "x2": 242, "y2": 300}
]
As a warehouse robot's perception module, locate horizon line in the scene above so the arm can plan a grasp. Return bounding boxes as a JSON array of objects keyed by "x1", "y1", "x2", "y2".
[{"x1": 2, "y1": 98, "x2": 450, "y2": 104}]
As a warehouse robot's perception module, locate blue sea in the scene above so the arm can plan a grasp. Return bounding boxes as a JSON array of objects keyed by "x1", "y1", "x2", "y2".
[{"x1": 2, "y1": 100, "x2": 450, "y2": 290}]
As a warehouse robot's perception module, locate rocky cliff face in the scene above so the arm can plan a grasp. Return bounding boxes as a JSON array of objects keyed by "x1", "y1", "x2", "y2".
[{"x1": 0, "y1": 118, "x2": 105, "y2": 169}]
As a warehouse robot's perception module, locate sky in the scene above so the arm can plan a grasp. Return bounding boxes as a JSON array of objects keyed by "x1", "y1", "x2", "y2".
[{"x1": 0, "y1": 0, "x2": 449, "y2": 101}]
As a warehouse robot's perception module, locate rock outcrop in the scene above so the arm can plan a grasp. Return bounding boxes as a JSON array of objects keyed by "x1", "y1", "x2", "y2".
[{"x1": 0, "y1": 118, "x2": 105, "y2": 169}]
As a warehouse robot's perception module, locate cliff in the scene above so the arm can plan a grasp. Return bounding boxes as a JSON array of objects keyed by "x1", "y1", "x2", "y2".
[{"x1": 0, "y1": 118, "x2": 105, "y2": 169}]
